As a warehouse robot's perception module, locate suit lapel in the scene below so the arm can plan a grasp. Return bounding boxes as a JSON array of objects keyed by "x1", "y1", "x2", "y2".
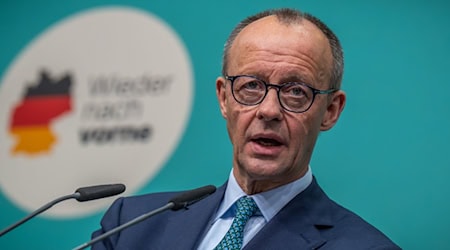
[
  {"x1": 161, "y1": 184, "x2": 227, "y2": 249},
  {"x1": 244, "y1": 178, "x2": 333, "y2": 250},
  {"x1": 155, "y1": 178, "x2": 334, "y2": 249}
]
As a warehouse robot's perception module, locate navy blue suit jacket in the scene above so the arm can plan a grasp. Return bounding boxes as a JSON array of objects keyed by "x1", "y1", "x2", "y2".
[{"x1": 92, "y1": 178, "x2": 400, "y2": 249}]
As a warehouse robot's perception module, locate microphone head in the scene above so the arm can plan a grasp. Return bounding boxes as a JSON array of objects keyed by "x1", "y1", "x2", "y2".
[
  {"x1": 169, "y1": 185, "x2": 216, "y2": 211},
  {"x1": 75, "y1": 184, "x2": 126, "y2": 202}
]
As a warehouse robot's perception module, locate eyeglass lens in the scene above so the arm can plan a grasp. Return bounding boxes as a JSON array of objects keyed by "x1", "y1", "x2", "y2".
[{"x1": 231, "y1": 76, "x2": 314, "y2": 112}]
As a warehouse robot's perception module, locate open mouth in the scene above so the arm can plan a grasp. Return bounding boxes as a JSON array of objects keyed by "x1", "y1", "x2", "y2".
[{"x1": 252, "y1": 137, "x2": 283, "y2": 147}]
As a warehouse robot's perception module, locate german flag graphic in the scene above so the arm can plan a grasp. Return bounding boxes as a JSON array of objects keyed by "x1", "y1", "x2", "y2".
[{"x1": 9, "y1": 70, "x2": 72, "y2": 155}]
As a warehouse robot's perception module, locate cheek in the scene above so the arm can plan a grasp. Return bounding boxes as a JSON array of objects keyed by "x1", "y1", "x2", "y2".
[
  {"x1": 287, "y1": 114, "x2": 321, "y2": 150},
  {"x1": 227, "y1": 107, "x2": 254, "y2": 144},
  {"x1": 295, "y1": 101, "x2": 328, "y2": 134}
]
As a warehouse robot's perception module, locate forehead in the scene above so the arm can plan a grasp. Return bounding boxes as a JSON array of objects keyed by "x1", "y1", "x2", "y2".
[{"x1": 229, "y1": 15, "x2": 332, "y2": 83}]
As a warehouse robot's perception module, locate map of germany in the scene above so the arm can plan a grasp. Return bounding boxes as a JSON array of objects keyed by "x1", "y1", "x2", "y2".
[{"x1": 9, "y1": 71, "x2": 72, "y2": 154}]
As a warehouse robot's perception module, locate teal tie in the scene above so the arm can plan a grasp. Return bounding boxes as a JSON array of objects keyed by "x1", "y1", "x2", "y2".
[{"x1": 214, "y1": 197, "x2": 259, "y2": 250}]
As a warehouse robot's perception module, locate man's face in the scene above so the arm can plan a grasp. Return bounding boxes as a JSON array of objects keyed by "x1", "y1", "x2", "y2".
[{"x1": 217, "y1": 16, "x2": 345, "y2": 193}]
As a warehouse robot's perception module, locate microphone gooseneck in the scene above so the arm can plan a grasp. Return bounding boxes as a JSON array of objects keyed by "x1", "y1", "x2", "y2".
[
  {"x1": 0, "y1": 183, "x2": 126, "y2": 237},
  {"x1": 73, "y1": 185, "x2": 217, "y2": 250}
]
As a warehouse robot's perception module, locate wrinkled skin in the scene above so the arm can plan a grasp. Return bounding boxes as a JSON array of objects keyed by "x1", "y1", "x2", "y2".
[{"x1": 217, "y1": 15, "x2": 346, "y2": 194}]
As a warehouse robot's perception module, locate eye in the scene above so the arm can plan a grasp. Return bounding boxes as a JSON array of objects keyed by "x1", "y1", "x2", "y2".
[
  {"x1": 291, "y1": 87, "x2": 305, "y2": 96},
  {"x1": 234, "y1": 77, "x2": 265, "y2": 92},
  {"x1": 232, "y1": 77, "x2": 266, "y2": 105},
  {"x1": 283, "y1": 83, "x2": 307, "y2": 96},
  {"x1": 243, "y1": 80, "x2": 262, "y2": 90}
]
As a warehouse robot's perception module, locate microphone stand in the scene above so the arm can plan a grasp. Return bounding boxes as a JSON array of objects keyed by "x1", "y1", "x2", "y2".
[
  {"x1": 73, "y1": 203, "x2": 175, "y2": 250},
  {"x1": 0, "y1": 193, "x2": 79, "y2": 237},
  {"x1": 0, "y1": 183, "x2": 125, "y2": 237},
  {"x1": 72, "y1": 184, "x2": 215, "y2": 250}
]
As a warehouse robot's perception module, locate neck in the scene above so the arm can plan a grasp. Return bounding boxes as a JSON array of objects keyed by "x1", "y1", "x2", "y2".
[{"x1": 233, "y1": 167, "x2": 308, "y2": 195}]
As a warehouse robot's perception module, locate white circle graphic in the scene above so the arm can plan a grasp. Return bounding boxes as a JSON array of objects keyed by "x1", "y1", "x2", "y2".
[{"x1": 0, "y1": 7, "x2": 192, "y2": 217}]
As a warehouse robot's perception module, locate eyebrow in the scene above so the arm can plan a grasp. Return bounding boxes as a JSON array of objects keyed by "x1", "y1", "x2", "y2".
[
  {"x1": 270, "y1": 75, "x2": 312, "y2": 86},
  {"x1": 242, "y1": 72, "x2": 312, "y2": 85},
  {"x1": 281, "y1": 75, "x2": 308, "y2": 83}
]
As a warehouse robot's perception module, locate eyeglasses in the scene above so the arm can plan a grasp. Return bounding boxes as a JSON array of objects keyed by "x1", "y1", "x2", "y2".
[{"x1": 225, "y1": 75, "x2": 338, "y2": 113}]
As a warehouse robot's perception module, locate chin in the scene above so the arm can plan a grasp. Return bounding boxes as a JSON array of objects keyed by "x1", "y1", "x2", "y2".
[{"x1": 241, "y1": 159, "x2": 288, "y2": 180}]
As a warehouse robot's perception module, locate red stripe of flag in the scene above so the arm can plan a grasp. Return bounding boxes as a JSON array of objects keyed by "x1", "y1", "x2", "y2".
[{"x1": 10, "y1": 95, "x2": 72, "y2": 126}]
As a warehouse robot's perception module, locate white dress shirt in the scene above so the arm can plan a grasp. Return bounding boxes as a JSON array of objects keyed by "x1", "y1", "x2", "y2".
[{"x1": 197, "y1": 167, "x2": 313, "y2": 250}]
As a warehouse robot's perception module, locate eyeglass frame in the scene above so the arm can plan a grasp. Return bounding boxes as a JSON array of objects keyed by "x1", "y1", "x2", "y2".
[{"x1": 225, "y1": 74, "x2": 339, "y2": 113}]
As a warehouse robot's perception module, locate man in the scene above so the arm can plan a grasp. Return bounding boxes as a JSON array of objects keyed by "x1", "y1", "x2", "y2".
[{"x1": 92, "y1": 8, "x2": 400, "y2": 249}]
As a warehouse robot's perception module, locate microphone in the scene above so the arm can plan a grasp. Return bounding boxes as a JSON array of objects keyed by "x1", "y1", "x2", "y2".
[
  {"x1": 75, "y1": 184, "x2": 126, "y2": 202},
  {"x1": 169, "y1": 184, "x2": 217, "y2": 210},
  {"x1": 73, "y1": 185, "x2": 216, "y2": 250},
  {"x1": 0, "y1": 184, "x2": 126, "y2": 237}
]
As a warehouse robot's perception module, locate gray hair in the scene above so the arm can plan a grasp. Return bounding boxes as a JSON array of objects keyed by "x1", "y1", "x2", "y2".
[{"x1": 222, "y1": 8, "x2": 344, "y2": 89}]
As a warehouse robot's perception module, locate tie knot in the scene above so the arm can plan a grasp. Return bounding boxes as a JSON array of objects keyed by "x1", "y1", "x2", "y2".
[
  {"x1": 235, "y1": 196, "x2": 258, "y2": 218},
  {"x1": 213, "y1": 197, "x2": 258, "y2": 250}
]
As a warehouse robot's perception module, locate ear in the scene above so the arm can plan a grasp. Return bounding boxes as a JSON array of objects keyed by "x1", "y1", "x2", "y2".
[
  {"x1": 216, "y1": 76, "x2": 228, "y2": 119},
  {"x1": 320, "y1": 90, "x2": 346, "y2": 131}
]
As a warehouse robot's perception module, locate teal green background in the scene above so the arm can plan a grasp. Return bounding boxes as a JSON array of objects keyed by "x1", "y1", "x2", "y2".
[{"x1": 1, "y1": 1, "x2": 449, "y2": 249}]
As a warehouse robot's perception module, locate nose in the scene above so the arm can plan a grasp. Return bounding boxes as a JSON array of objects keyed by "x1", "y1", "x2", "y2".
[{"x1": 256, "y1": 88, "x2": 283, "y2": 121}]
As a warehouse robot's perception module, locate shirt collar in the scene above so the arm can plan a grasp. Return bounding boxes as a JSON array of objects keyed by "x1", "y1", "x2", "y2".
[{"x1": 215, "y1": 167, "x2": 313, "y2": 222}]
